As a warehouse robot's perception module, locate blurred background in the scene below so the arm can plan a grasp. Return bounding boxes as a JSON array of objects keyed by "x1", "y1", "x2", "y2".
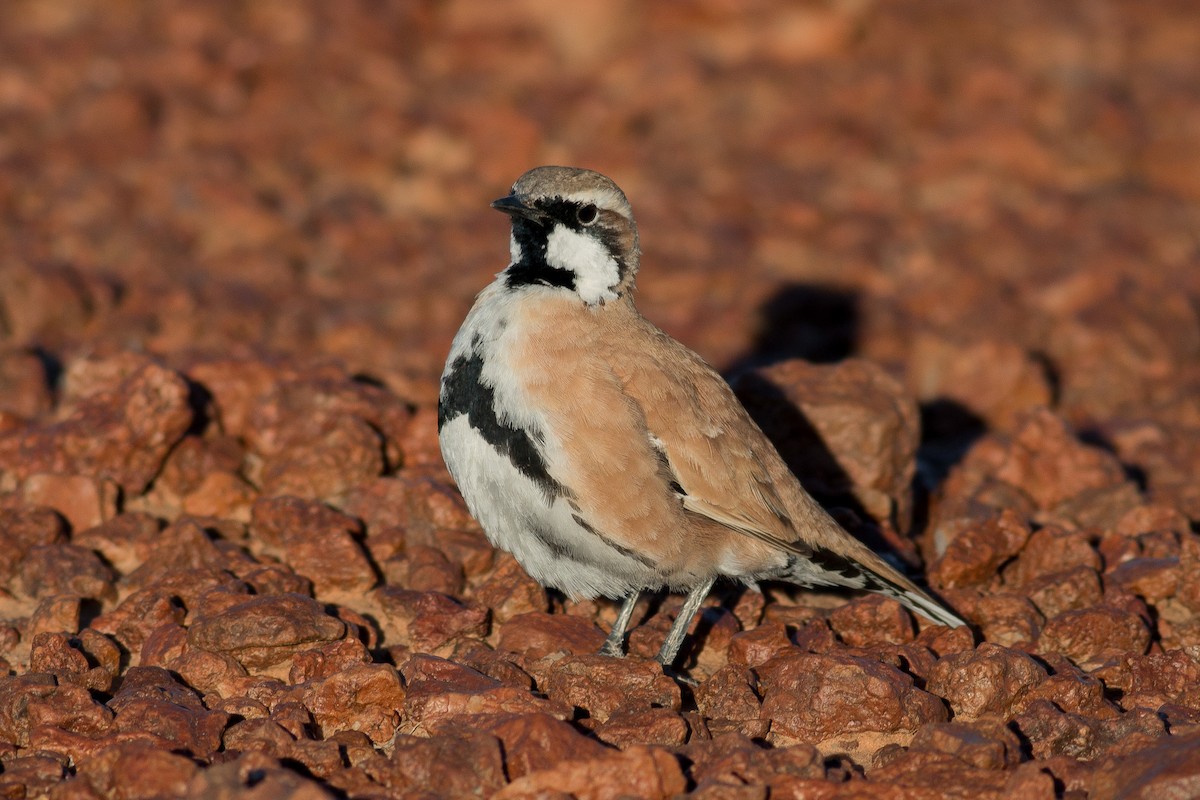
[{"x1": 2, "y1": 0, "x2": 1198, "y2": 501}]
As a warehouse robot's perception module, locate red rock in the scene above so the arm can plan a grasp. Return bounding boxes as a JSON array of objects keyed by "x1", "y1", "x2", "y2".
[
  {"x1": 907, "y1": 720, "x2": 1022, "y2": 769},
  {"x1": 75, "y1": 742, "x2": 200, "y2": 799},
  {"x1": 1135, "y1": 529, "x2": 1183, "y2": 560},
  {"x1": 27, "y1": 595, "x2": 85, "y2": 638},
  {"x1": 120, "y1": 518, "x2": 244, "y2": 588},
  {"x1": 27, "y1": 680, "x2": 115, "y2": 742},
  {"x1": 1042, "y1": 284, "x2": 1199, "y2": 427},
  {"x1": 341, "y1": 474, "x2": 478, "y2": 538},
  {"x1": 156, "y1": 433, "x2": 245, "y2": 496},
  {"x1": 73, "y1": 512, "x2": 163, "y2": 575},
  {"x1": 732, "y1": 358, "x2": 920, "y2": 534},
  {"x1": 757, "y1": 651, "x2": 947, "y2": 755},
  {"x1": 1048, "y1": 481, "x2": 1144, "y2": 532},
  {"x1": 696, "y1": 665, "x2": 761, "y2": 724},
  {"x1": 454, "y1": 646, "x2": 536, "y2": 689},
  {"x1": 400, "y1": 653, "x2": 570, "y2": 735},
  {"x1": 1115, "y1": 503, "x2": 1191, "y2": 537},
  {"x1": 269, "y1": 701, "x2": 316, "y2": 741},
  {"x1": 472, "y1": 552, "x2": 549, "y2": 622},
  {"x1": 914, "y1": 620, "x2": 976, "y2": 658},
  {"x1": 240, "y1": 564, "x2": 314, "y2": 597},
  {"x1": 187, "y1": 593, "x2": 346, "y2": 670},
  {"x1": 243, "y1": 373, "x2": 411, "y2": 468},
  {"x1": 497, "y1": 611, "x2": 607, "y2": 659},
  {"x1": 295, "y1": 662, "x2": 404, "y2": 745},
  {"x1": 281, "y1": 738, "x2": 346, "y2": 780},
  {"x1": 250, "y1": 496, "x2": 376, "y2": 596},
  {"x1": 0, "y1": 506, "x2": 66, "y2": 583},
  {"x1": 1011, "y1": 700, "x2": 1100, "y2": 760},
  {"x1": 494, "y1": 744, "x2": 687, "y2": 800},
  {"x1": 828, "y1": 595, "x2": 914, "y2": 646},
  {"x1": 938, "y1": 409, "x2": 1131, "y2": 517},
  {"x1": 245, "y1": 377, "x2": 395, "y2": 502},
  {"x1": 170, "y1": 647, "x2": 250, "y2": 697},
  {"x1": 1088, "y1": 730, "x2": 1200, "y2": 800},
  {"x1": 1037, "y1": 605, "x2": 1150, "y2": 667},
  {"x1": 786, "y1": 619, "x2": 838, "y2": 657},
  {"x1": 110, "y1": 693, "x2": 228, "y2": 758},
  {"x1": 20, "y1": 473, "x2": 118, "y2": 532},
  {"x1": 542, "y1": 654, "x2": 681, "y2": 724},
  {"x1": 595, "y1": 707, "x2": 690, "y2": 747},
  {"x1": 927, "y1": 507, "x2": 1030, "y2": 589},
  {"x1": 28, "y1": 632, "x2": 113, "y2": 692},
  {"x1": 1108, "y1": 557, "x2": 1180, "y2": 604},
  {"x1": 926, "y1": 643, "x2": 1047, "y2": 721},
  {"x1": 0, "y1": 359, "x2": 193, "y2": 495},
  {"x1": 1010, "y1": 414, "x2": 1133, "y2": 508},
  {"x1": 907, "y1": 333, "x2": 1053, "y2": 430},
  {"x1": 867, "y1": 749, "x2": 1013, "y2": 798},
  {"x1": 139, "y1": 623, "x2": 188, "y2": 668},
  {"x1": 17, "y1": 543, "x2": 116, "y2": 601},
  {"x1": 1095, "y1": 649, "x2": 1200, "y2": 711},
  {"x1": 221, "y1": 717, "x2": 297, "y2": 757},
  {"x1": 186, "y1": 750, "x2": 337, "y2": 798},
  {"x1": 1178, "y1": 535, "x2": 1200, "y2": 614},
  {"x1": 472, "y1": 712, "x2": 607, "y2": 779},
  {"x1": 399, "y1": 542, "x2": 464, "y2": 595},
  {"x1": 1003, "y1": 525, "x2": 1101, "y2": 587},
  {"x1": 368, "y1": 731, "x2": 506, "y2": 797},
  {"x1": 1023, "y1": 565, "x2": 1104, "y2": 618},
  {"x1": 0, "y1": 674, "x2": 69, "y2": 746},
  {"x1": 375, "y1": 587, "x2": 489, "y2": 654},
  {"x1": 726, "y1": 621, "x2": 795, "y2": 668},
  {"x1": 433, "y1": 527, "x2": 497, "y2": 578},
  {"x1": 0, "y1": 347, "x2": 53, "y2": 418},
  {"x1": 92, "y1": 586, "x2": 187, "y2": 654},
  {"x1": 287, "y1": 637, "x2": 370, "y2": 684},
  {"x1": 0, "y1": 754, "x2": 66, "y2": 800},
  {"x1": 970, "y1": 592, "x2": 1044, "y2": 648},
  {"x1": 1024, "y1": 657, "x2": 1118, "y2": 718},
  {"x1": 397, "y1": 404, "x2": 444, "y2": 470},
  {"x1": 1093, "y1": 707, "x2": 1169, "y2": 758},
  {"x1": 181, "y1": 471, "x2": 258, "y2": 522},
  {"x1": 78, "y1": 629, "x2": 122, "y2": 682},
  {"x1": 687, "y1": 734, "x2": 823, "y2": 795}
]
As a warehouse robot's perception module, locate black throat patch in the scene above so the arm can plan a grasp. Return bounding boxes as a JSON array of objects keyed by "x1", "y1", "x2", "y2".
[
  {"x1": 439, "y1": 339, "x2": 562, "y2": 500},
  {"x1": 504, "y1": 218, "x2": 576, "y2": 292}
]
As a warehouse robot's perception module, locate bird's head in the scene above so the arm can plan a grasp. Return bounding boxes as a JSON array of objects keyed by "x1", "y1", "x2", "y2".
[{"x1": 492, "y1": 166, "x2": 640, "y2": 306}]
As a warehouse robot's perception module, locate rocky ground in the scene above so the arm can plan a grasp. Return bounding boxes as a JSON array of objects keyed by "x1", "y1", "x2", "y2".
[{"x1": 2, "y1": 1, "x2": 1200, "y2": 798}]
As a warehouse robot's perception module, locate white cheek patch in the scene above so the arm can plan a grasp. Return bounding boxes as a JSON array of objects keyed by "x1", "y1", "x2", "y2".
[
  {"x1": 545, "y1": 225, "x2": 620, "y2": 305},
  {"x1": 509, "y1": 233, "x2": 523, "y2": 266}
]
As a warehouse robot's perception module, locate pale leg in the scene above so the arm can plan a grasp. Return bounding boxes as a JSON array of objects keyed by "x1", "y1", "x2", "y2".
[
  {"x1": 599, "y1": 592, "x2": 640, "y2": 657},
  {"x1": 655, "y1": 576, "x2": 716, "y2": 667}
]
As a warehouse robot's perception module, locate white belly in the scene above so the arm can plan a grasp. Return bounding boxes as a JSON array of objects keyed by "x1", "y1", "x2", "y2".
[{"x1": 438, "y1": 414, "x2": 659, "y2": 600}]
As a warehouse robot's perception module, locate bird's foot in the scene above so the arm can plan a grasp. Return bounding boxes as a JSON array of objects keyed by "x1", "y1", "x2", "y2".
[
  {"x1": 598, "y1": 633, "x2": 627, "y2": 658},
  {"x1": 656, "y1": 659, "x2": 699, "y2": 687}
]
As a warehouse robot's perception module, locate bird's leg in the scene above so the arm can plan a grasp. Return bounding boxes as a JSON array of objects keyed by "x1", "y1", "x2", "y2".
[
  {"x1": 599, "y1": 591, "x2": 640, "y2": 657},
  {"x1": 655, "y1": 576, "x2": 716, "y2": 668}
]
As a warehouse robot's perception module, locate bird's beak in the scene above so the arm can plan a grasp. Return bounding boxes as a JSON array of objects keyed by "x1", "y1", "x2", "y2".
[{"x1": 491, "y1": 195, "x2": 547, "y2": 224}]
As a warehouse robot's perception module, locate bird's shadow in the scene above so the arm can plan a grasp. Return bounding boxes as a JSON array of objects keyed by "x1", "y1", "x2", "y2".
[
  {"x1": 721, "y1": 281, "x2": 989, "y2": 564},
  {"x1": 725, "y1": 283, "x2": 859, "y2": 371}
]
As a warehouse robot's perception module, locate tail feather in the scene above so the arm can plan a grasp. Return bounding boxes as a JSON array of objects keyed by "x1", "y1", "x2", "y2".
[
  {"x1": 867, "y1": 573, "x2": 967, "y2": 629},
  {"x1": 785, "y1": 547, "x2": 968, "y2": 629}
]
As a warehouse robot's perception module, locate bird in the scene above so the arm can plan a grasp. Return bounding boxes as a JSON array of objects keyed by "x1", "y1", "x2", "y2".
[{"x1": 438, "y1": 166, "x2": 966, "y2": 667}]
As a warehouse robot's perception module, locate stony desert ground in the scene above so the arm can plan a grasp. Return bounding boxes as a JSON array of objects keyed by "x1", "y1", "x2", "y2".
[{"x1": 2, "y1": 1, "x2": 1200, "y2": 798}]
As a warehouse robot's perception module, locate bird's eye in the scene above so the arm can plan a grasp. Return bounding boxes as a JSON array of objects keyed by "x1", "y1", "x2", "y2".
[{"x1": 577, "y1": 204, "x2": 598, "y2": 226}]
